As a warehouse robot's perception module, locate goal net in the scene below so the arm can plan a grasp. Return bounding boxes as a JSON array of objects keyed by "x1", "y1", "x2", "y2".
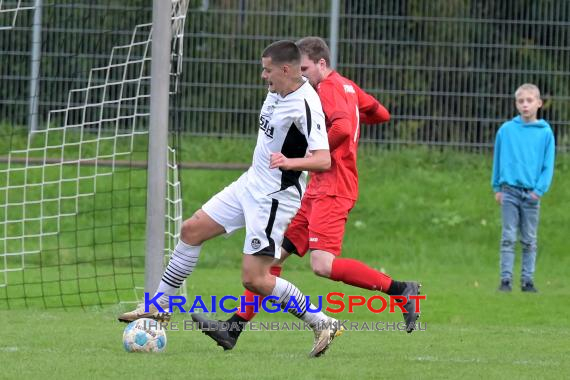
[
  {"x1": 0, "y1": 0, "x2": 34, "y2": 30},
  {"x1": 0, "y1": 0, "x2": 189, "y2": 308}
]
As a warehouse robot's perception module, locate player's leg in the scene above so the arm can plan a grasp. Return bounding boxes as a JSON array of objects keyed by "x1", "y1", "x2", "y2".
[
  {"x1": 234, "y1": 261, "x2": 284, "y2": 320},
  {"x1": 519, "y1": 190, "x2": 540, "y2": 292},
  {"x1": 241, "y1": 254, "x2": 341, "y2": 357},
  {"x1": 118, "y1": 174, "x2": 247, "y2": 323},
  {"x1": 309, "y1": 195, "x2": 421, "y2": 332},
  {"x1": 498, "y1": 186, "x2": 521, "y2": 291},
  {"x1": 308, "y1": 196, "x2": 390, "y2": 291},
  {"x1": 118, "y1": 210, "x2": 225, "y2": 323},
  {"x1": 233, "y1": 198, "x2": 311, "y2": 322},
  {"x1": 152, "y1": 209, "x2": 226, "y2": 305},
  {"x1": 192, "y1": 249, "x2": 290, "y2": 351},
  {"x1": 243, "y1": 194, "x2": 340, "y2": 357},
  {"x1": 314, "y1": 249, "x2": 420, "y2": 332},
  {"x1": 191, "y1": 258, "x2": 286, "y2": 351},
  {"x1": 195, "y1": 196, "x2": 312, "y2": 349},
  {"x1": 192, "y1": 258, "x2": 343, "y2": 357},
  {"x1": 194, "y1": 193, "x2": 341, "y2": 356}
]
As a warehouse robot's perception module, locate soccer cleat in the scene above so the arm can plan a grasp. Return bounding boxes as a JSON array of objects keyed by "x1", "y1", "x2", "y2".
[
  {"x1": 521, "y1": 280, "x2": 538, "y2": 293},
  {"x1": 401, "y1": 281, "x2": 421, "y2": 333},
  {"x1": 118, "y1": 302, "x2": 171, "y2": 323},
  {"x1": 498, "y1": 279, "x2": 512, "y2": 292},
  {"x1": 191, "y1": 313, "x2": 237, "y2": 350},
  {"x1": 309, "y1": 318, "x2": 344, "y2": 358}
]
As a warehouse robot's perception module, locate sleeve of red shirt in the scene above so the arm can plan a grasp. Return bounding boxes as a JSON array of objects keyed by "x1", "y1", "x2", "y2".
[
  {"x1": 353, "y1": 81, "x2": 391, "y2": 125},
  {"x1": 317, "y1": 82, "x2": 352, "y2": 151}
]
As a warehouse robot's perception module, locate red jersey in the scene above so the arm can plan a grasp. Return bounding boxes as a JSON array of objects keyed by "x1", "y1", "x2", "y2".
[{"x1": 305, "y1": 71, "x2": 390, "y2": 200}]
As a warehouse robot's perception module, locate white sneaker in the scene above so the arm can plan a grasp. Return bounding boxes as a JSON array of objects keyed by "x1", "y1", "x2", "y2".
[
  {"x1": 118, "y1": 302, "x2": 171, "y2": 323},
  {"x1": 309, "y1": 318, "x2": 344, "y2": 358}
]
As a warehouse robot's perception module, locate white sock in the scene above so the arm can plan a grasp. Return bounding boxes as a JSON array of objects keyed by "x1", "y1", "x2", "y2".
[
  {"x1": 155, "y1": 240, "x2": 201, "y2": 305},
  {"x1": 271, "y1": 276, "x2": 329, "y2": 327}
]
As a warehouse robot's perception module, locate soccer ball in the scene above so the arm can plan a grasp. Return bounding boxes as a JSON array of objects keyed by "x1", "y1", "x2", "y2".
[{"x1": 122, "y1": 318, "x2": 167, "y2": 353}]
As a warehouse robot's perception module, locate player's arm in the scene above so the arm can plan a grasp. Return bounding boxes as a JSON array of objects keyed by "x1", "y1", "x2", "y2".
[
  {"x1": 354, "y1": 83, "x2": 391, "y2": 125},
  {"x1": 327, "y1": 118, "x2": 352, "y2": 151},
  {"x1": 270, "y1": 149, "x2": 330, "y2": 172},
  {"x1": 318, "y1": 82, "x2": 353, "y2": 152}
]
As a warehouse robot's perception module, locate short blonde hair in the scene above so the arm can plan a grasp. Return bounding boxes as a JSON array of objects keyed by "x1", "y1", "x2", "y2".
[{"x1": 515, "y1": 83, "x2": 541, "y2": 99}]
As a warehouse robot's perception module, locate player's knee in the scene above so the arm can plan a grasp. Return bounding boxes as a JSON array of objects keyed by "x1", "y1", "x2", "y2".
[
  {"x1": 311, "y1": 260, "x2": 331, "y2": 278},
  {"x1": 180, "y1": 216, "x2": 203, "y2": 245},
  {"x1": 310, "y1": 251, "x2": 334, "y2": 278},
  {"x1": 241, "y1": 276, "x2": 261, "y2": 294},
  {"x1": 242, "y1": 269, "x2": 273, "y2": 294}
]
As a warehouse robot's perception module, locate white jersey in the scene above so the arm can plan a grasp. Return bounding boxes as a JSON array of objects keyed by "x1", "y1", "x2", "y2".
[
  {"x1": 202, "y1": 80, "x2": 328, "y2": 258},
  {"x1": 247, "y1": 80, "x2": 329, "y2": 199}
]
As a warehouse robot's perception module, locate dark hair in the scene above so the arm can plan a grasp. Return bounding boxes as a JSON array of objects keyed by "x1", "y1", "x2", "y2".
[
  {"x1": 296, "y1": 36, "x2": 330, "y2": 66},
  {"x1": 262, "y1": 40, "x2": 301, "y2": 65}
]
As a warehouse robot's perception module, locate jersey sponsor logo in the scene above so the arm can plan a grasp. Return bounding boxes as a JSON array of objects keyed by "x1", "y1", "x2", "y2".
[
  {"x1": 309, "y1": 237, "x2": 318, "y2": 242},
  {"x1": 259, "y1": 115, "x2": 274, "y2": 138},
  {"x1": 251, "y1": 238, "x2": 261, "y2": 250},
  {"x1": 343, "y1": 84, "x2": 355, "y2": 94}
]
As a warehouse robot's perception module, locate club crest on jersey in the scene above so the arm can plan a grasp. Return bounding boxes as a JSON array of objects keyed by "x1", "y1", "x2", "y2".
[
  {"x1": 251, "y1": 238, "x2": 261, "y2": 250},
  {"x1": 259, "y1": 115, "x2": 275, "y2": 138}
]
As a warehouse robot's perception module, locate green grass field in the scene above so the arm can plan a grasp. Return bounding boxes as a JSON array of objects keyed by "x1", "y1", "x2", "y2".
[{"x1": 1, "y1": 146, "x2": 569, "y2": 379}]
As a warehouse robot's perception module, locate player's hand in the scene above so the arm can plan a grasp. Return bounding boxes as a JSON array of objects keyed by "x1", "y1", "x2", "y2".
[
  {"x1": 529, "y1": 191, "x2": 540, "y2": 200},
  {"x1": 269, "y1": 152, "x2": 290, "y2": 170},
  {"x1": 495, "y1": 192, "x2": 503, "y2": 204}
]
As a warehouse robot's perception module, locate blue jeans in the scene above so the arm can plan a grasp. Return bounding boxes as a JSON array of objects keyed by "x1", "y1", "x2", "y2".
[{"x1": 499, "y1": 185, "x2": 541, "y2": 283}]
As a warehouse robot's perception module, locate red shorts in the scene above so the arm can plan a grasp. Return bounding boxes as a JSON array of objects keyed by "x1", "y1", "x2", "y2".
[{"x1": 283, "y1": 195, "x2": 355, "y2": 257}]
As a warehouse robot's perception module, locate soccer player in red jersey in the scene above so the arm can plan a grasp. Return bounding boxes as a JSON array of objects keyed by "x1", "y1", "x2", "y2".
[{"x1": 193, "y1": 37, "x2": 421, "y2": 350}]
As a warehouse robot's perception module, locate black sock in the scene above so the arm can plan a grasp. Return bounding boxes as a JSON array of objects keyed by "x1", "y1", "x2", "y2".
[
  {"x1": 226, "y1": 314, "x2": 248, "y2": 339},
  {"x1": 387, "y1": 280, "x2": 407, "y2": 295}
]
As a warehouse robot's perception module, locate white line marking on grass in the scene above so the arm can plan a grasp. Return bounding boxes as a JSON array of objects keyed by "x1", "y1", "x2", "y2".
[
  {"x1": 416, "y1": 356, "x2": 482, "y2": 363},
  {"x1": 415, "y1": 356, "x2": 560, "y2": 367},
  {"x1": 0, "y1": 347, "x2": 18, "y2": 352}
]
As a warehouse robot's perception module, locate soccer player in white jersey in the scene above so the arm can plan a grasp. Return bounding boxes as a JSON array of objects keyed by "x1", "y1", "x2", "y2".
[{"x1": 118, "y1": 40, "x2": 342, "y2": 357}]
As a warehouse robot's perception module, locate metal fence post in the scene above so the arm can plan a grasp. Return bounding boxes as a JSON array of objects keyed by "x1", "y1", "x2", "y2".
[
  {"x1": 329, "y1": 0, "x2": 340, "y2": 69},
  {"x1": 28, "y1": 0, "x2": 42, "y2": 132}
]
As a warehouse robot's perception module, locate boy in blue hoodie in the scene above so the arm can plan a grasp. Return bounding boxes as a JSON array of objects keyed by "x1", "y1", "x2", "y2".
[{"x1": 492, "y1": 83, "x2": 555, "y2": 292}]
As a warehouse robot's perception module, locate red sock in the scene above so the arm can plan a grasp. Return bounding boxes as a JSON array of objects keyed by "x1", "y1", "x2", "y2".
[
  {"x1": 330, "y1": 258, "x2": 392, "y2": 293},
  {"x1": 236, "y1": 266, "x2": 282, "y2": 321}
]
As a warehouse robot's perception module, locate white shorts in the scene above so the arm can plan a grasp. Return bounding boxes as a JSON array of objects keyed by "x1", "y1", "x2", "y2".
[{"x1": 202, "y1": 172, "x2": 301, "y2": 258}]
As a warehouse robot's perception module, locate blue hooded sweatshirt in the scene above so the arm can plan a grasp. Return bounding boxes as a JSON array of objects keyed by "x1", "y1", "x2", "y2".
[{"x1": 491, "y1": 116, "x2": 555, "y2": 196}]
